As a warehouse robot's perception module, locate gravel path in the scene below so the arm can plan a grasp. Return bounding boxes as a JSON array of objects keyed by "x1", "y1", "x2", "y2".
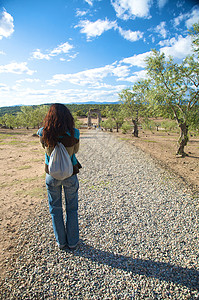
[{"x1": 0, "y1": 130, "x2": 198, "y2": 299}]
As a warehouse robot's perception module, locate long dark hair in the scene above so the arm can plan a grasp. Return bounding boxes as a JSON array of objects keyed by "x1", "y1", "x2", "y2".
[{"x1": 42, "y1": 103, "x2": 74, "y2": 147}]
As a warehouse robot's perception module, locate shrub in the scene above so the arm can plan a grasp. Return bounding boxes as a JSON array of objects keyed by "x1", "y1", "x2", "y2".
[
  {"x1": 141, "y1": 119, "x2": 156, "y2": 132},
  {"x1": 101, "y1": 118, "x2": 116, "y2": 131},
  {"x1": 161, "y1": 120, "x2": 177, "y2": 132},
  {"x1": 121, "y1": 121, "x2": 131, "y2": 134}
]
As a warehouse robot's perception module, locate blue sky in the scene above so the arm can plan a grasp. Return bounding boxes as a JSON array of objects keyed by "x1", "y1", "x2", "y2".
[{"x1": 0, "y1": 0, "x2": 198, "y2": 107}]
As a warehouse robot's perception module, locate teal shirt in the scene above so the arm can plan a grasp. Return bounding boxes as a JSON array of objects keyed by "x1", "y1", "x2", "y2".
[{"x1": 37, "y1": 127, "x2": 80, "y2": 166}]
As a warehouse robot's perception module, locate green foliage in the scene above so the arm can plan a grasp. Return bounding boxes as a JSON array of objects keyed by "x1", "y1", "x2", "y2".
[
  {"x1": 145, "y1": 48, "x2": 198, "y2": 124},
  {"x1": 141, "y1": 119, "x2": 156, "y2": 132},
  {"x1": 118, "y1": 87, "x2": 150, "y2": 136},
  {"x1": 105, "y1": 106, "x2": 125, "y2": 131},
  {"x1": 115, "y1": 23, "x2": 199, "y2": 155},
  {"x1": 66, "y1": 103, "x2": 119, "y2": 116},
  {"x1": 73, "y1": 114, "x2": 84, "y2": 129},
  {"x1": 0, "y1": 113, "x2": 15, "y2": 128},
  {"x1": 161, "y1": 120, "x2": 178, "y2": 132},
  {"x1": 0, "y1": 106, "x2": 22, "y2": 117},
  {"x1": 0, "y1": 103, "x2": 121, "y2": 129},
  {"x1": 75, "y1": 110, "x2": 86, "y2": 117},
  {"x1": 189, "y1": 21, "x2": 199, "y2": 58},
  {"x1": 187, "y1": 106, "x2": 199, "y2": 131},
  {"x1": 143, "y1": 27, "x2": 199, "y2": 155},
  {"x1": 0, "y1": 105, "x2": 49, "y2": 129},
  {"x1": 101, "y1": 118, "x2": 116, "y2": 131},
  {"x1": 118, "y1": 88, "x2": 138, "y2": 119},
  {"x1": 121, "y1": 121, "x2": 131, "y2": 134}
]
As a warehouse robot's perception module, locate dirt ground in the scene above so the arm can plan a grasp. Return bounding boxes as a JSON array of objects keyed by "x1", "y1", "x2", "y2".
[
  {"x1": 0, "y1": 128, "x2": 46, "y2": 279},
  {"x1": 0, "y1": 126, "x2": 198, "y2": 280}
]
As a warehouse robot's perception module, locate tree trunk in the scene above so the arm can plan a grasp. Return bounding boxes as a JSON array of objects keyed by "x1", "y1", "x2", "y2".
[
  {"x1": 116, "y1": 123, "x2": 119, "y2": 132},
  {"x1": 176, "y1": 123, "x2": 189, "y2": 157},
  {"x1": 132, "y1": 119, "x2": 138, "y2": 137}
]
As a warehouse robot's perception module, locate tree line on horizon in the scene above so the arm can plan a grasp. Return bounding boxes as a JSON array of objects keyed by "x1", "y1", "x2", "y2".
[
  {"x1": 0, "y1": 103, "x2": 118, "y2": 129},
  {"x1": 0, "y1": 103, "x2": 119, "y2": 118}
]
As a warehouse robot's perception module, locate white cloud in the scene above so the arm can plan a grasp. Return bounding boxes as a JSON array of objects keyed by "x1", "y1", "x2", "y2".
[
  {"x1": 158, "y1": 37, "x2": 176, "y2": 47},
  {"x1": 0, "y1": 62, "x2": 35, "y2": 75},
  {"x1": 46, "y1": 58, "x2": 149, "y2": 89},
  {"x1": 112, "y1": 65, "x2": 130, "y2": 77},
  {"x1": 67, "y1": 53, "x2": 79, "y2": 62},
  {"x1": 0, "y1": 50, "x2": 6, "y2": 55},
  {"x1": 122, "y1": 69, "x2": 148, "y2": 83},
  {"x1": 160, "y1": 35, "x2": 193, "y2": 59},
  {"x1": 69, "y1": 53, "x2": 79, "y2": 59},
  {"x1": 157, "y1": 0, "x2": 168, "y2": 9},
  {"x1": 0, "y1": 83, "x2": 9, "y2": 91},
  {"x1": 118, "y1": 27, "x2": 143, "y2": 41},
  {"x1": 32, "y1": 49, "x2": 51, "y2": 60},
  {"x1": 46, "y1": 62, "x2": 131, "y2": 87},
  {"x1": 121, "y1": 51, "x2": 151, "y2": 68},
  {"x1": 155, "y1": 21, "x2": 167, "y2": 38},
  {"x1": 76, "y1": 18, "x2": 144, "y2": 42},
  {"x1": 16, "y1": 78, "x2": 40, "y2": 84},
  {"x1": 186, "y1": 7, "x2": 199, "y2": 29},
  {"x1": 111, "y1": 0, "x2": 153, "y2": 19},
  {"x1": 75, "y1": 18, "x2": 117, "y2": 40},
  {"x1": 0, "y1": 85, "x2": 122, "y2": 107},
  {"x1": 85, "y1": 0, "x2": 93, "y2": 6},
  {"x1": 173, "y1": 13, "x2": 186, "y2": 27},
  {"x1": 120, "y1": 36, "x2": 193, "y2": 73},
  {"x1": 0, "y1": 9, "x2": 14, "y2": 40},
  {"x1": 76, "y1": 9, "x2": 88, "y2": 17},
  {"x1": 173, "y1": 7, "x2": 199, "y2": 29},
  {"x1": 32, "y1": 42, "x2": 74, "y2": 60},
  {"x1": 50, "y1": 42, "x2": 73, "y2": 56},
  {"x1": 47, "y1": 65, "x2": 115, "y2": 86}
]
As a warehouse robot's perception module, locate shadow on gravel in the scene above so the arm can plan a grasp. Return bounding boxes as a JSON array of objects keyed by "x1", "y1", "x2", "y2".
[{"x1": 74, "y1": 241, "x2": 199, "y2": 291}]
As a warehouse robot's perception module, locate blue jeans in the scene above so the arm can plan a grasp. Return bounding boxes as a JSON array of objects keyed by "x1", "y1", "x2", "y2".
[{"x1": 46, "y1": 173, "x2": 79, "y2": 248}]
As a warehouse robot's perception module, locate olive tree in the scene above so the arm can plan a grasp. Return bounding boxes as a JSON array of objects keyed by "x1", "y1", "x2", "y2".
[
  {"x1": 118, "y1": 88, "x2": 148, "y2": 137},
  {"x1": 145, "y1": 44, "x2": 198, "y2": 156},
  {"x1": 105, "y1": 106, "x2": 125, "y2": 132}
]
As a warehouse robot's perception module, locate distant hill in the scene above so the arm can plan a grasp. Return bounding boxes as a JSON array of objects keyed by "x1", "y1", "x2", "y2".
[
  {"x1": 0, "y1": 106, "x2": 22, "y2": 117},
  {"x1": 69, "y1": 101, "x2": 118, "y2": 105}
]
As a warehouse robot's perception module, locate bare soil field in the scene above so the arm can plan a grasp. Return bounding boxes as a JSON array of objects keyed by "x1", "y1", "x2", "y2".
[
  {"x1": 0, "y1": 128, "x2": 46, "y2": 279},
  {"x1": 0, "y1": 126, "x2": 198, "y2": 280}
]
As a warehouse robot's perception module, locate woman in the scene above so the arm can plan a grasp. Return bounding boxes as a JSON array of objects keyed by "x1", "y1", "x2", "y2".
[{"x1": 37, "y1": 103, "x2": 81, "y2": 250}]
